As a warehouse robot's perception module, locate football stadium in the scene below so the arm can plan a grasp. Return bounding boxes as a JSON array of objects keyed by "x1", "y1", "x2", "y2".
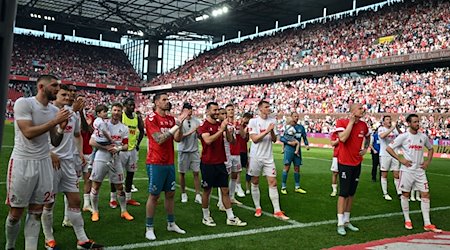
[{"x1": 1, "y1": 0, "x2": 450, "y2": 249}]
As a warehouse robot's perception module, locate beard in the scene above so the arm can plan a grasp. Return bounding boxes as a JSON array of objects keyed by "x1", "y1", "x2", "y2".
[{"x1": 45, "y1": 87, "x2": 57, "y2": 101}]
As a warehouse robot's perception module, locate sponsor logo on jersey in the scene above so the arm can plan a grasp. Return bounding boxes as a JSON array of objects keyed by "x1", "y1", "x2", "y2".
[{"x1": 409, "y1": 145, "x2": 423, "y2": 150}]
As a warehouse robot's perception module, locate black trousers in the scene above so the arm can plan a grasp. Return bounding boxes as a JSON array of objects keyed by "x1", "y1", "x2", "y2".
[{"x1": 371, "y1": 152, "x2": 380, "y2": 181}]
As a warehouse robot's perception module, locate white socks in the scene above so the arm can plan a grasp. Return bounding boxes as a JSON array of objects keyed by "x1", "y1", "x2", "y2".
[
  {"x1": 126, "y1": 192, "x2": 132, "y2": 201},
  {"x1": 337, "y1": 214, "x2": 344, "y2": 226},
  {"x1": 202, "y1": 208, "x2": 210, "y2": 219},
  {"x1": 41, "y1": 206, "x2": 54, "y2": 241},
  {"x1": 401, "y1": 195, "x2": 411, "y2": 222},
  {"x1": 332, "y1": 184, "x2": 337, "y2": 192},
  {"x1": 5, "y1": 215, "x2": 21, "y2": 249},
  {"x1": 381, "y1": 177, "x2": 388, "y2": 195},
  {"x1": 269, "y1": 187, "x2": 281, "y2": 213},
  {"x1": 344, "y1": 212, "x2": 350, "y2": 223},
  {"x1": 24, "y1": 213, "x2": 41, "y2": 250},
  {"x1": 83, "y1": 193, "x2": 91, "y2": 209},
  {"x1": 90, "y1": 189, "x2": 99, "y2": 213},
  {"x1": 110, "y1": 192, "x2": 117, "y2": 202},
  {"x1": 225, "y1": 208, "x2": 235, "y2": 220},
  {"x1": 229, "y1": 179, "x2": 237, "y2": 200},
  {"x1": 118, "y1": 193, "x2": 127, "y2": 213},
  {"x1": 251, "y1": 184, "x2": 261, "y2": 209},
  {"x1": 67, "y1": 207, "x2": 89, "y2": 242},
  {"x1": 421, "y1": 198, "x2": 431, "y2": 225}
]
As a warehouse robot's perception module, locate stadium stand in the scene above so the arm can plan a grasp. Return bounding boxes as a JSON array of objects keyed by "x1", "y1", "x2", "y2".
[{"x1": 148, "y1": 0, "x2": 450, "y2": 86}]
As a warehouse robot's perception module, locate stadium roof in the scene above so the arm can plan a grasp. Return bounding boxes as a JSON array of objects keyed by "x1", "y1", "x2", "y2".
[{"x1": 16, "y1": 0, "x2": 387, "y2": 43}]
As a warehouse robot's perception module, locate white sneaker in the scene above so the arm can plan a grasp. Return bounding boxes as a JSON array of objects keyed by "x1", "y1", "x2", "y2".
[
  {"x1": 145, "y1": 227, "x2": 156, "y2": 240},
  {"x1": 384, "y1": 194, "x2": 393, "y2": 201},
  {"x1": 131, "y1": 185, "x2": 138, "y2": 193},
  {"x1": 410, "y1": 195, "x2": 416, "y2": 202},
  {"x1": 230, "y1": 198, "x2": 243, "y2": 205},
  {"x1": 181, "y1": 193, "x2": 188, "y2": 203},
  {"x1": 218, "y1": 205, "x2": 226, "y2": 212},
  {"x1": 330, "y1": 191, "x2": 337, "y2": 197},
  {"x1": 62, "y1": 218, "x2": 73, "y2": 227},
  {"x1": 227, "y1": 216, "x2": 247, "y2": 226},
  {"x1": 236, "y1": 185, "x2": 246, "y2": 198},
  {"x1": 245, "y1": 189, "x2": 250, "y2": 195},
  {"x1": 167, "y1": 222, "x2": 186, "y2": 234},
  {"x1": 202, "y1": 216, "x2": 216, "y2": 227},
  {"x1": 194, "y1": 194, "x2": 202, "y2": 204}
]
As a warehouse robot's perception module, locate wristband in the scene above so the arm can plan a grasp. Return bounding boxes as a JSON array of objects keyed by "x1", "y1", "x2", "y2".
[
  {"x1": 57, "y1": 127, "x2": 64, "y2": 134},
  {"x1": 169, "y1": 125, "x2": 180, "y2": 135}
]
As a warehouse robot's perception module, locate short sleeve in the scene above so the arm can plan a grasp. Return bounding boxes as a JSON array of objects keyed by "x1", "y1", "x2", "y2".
[
  {"x1": 423, "y1": 135, "x2": 433, "y2": 150},
  {"x1": 389, "y1": 133, "x2": 406, "y2": 150},
  {"x1": 335, "y1": 119, "x2": 345, "y2": 132},
  {"x1": 248, "y1": 119, "x2": 258, "y2": 135},
  {"x1": 145, "y1": 114, "x2": 159, "y2": 138},
  {"x1": 14, "y1": 98, "x2": 32, "y2": 121},
  {"x1": 197, "y1": 121, "x2": 209, "y2": 136}
]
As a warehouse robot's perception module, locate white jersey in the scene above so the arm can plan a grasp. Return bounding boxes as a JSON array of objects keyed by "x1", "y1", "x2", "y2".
[
  {"x1": 11, "y1": 97, "x2": 59, "y2": 160},
  {"x1": 94, "y1": 121, "x2": 128, "y2": 162},
  {"x1": 223, "y1": 122, "x2": 235, "y2": 156},
  {"x1": 389, "y1": 131, "x2": 432, "y2": 173},
  {"x1": 248, "y1": 116, "x2": 278, "y2": 159},
  {"x1": 51, "y1": 106, "x2": 80, "y2": 160},
  {"x1": 378, "y1": 126, "x2": 400, "y2": 156},
  {"x1": 93, "y1": 117, "x2": 110, "y2": 143}
]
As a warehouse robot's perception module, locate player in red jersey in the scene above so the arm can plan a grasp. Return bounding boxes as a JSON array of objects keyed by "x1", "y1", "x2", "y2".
[
  {"x1": 198, "y1": 102, "x2": 247, "y2": 227},
  {"x1": 334, "y1": 103, "x2": 370, "y2": 236},
  {"x1": 144, "y1": 93, "x2": 188, "y2": 241}
]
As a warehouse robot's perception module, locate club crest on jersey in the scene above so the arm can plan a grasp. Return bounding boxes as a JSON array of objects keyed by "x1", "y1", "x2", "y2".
[{"x1": 64, "y1": 125, "x2": 73, "y2": 133}]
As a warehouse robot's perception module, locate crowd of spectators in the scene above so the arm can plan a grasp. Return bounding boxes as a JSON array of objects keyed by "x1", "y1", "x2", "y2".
[
  {"x1": 10, "y1": 34, "x2": 142, "y2": 86},
  {"x1": 149, "y1": 0, "x2": 450, "y2": 86}
]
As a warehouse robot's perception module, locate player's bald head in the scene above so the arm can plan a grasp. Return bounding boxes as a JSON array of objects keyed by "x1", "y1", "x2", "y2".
[{"x1": 349, "y1": 103, "x2": 361, "y2": 112}]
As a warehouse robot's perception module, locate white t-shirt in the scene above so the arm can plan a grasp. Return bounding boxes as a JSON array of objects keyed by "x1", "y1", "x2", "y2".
[
  {"x1": 11, "y1": 97, "x2": 59, "y2": 160},
  {"x1": 248, "y1": 116, "x2": 278, "y2": 159},
  {"x1": 94, "y1": 121, "x2": 129, "y2": 162},
  {"x1": 51, "y1": 106, "x2": 80, "y2": 160},
  {"x1": 93, "y1": 117, "x2": 110, "y2": 143},
  {"x1": 378, "y1": 126, "x2": 400, "y2": 156},
  {"x1": 389, "y1": 131, "x2": 432, "y2": 173}
]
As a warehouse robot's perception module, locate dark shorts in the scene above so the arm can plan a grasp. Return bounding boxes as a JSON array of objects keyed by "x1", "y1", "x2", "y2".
[
  {"x1": 240, "y1": 152, "x2": 249, "y2": 168},
  {"x1": 283, "y1": 146, "x2": 302, "y2": 166},
  {"x1": 146, "y1": 164, "x2": 176, "y2": 195},
  {"x1": 200, "y1": 163, "x2": 228, "y2": 189},
  {"x1": 338, "y1": 163, "x2": 361, "y2": 197}
]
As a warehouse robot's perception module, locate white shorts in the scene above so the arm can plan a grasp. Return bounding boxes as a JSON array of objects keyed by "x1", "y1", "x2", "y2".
[
  {"x1": 178, "y1": 151, "x2": 200, "y2": 173},
  {"x1": 330, "y1": 157, "x2": 338, "y2": 172},
  {"x1": 83, "y1": 154, "x2": 92, "y2": 173},
  {"x1": 380, "y1": 155, "x2": 400, "y2": 172},
  {"x1": 248, "y1": 157, "x2": 277, "y2": 177},
  {"x1": 6, "y1": 157, "x2": 53, "y2": 207},
  {"x1": 228, "y1": 155, "x2": 242, "y2": 173},
  {"x1": 90, "y1": 155, "x2": 124, "y2": 184},
  {"x1": 399, "y1": 170, "x2": 429, "y2": 193},
  {"x1": 52, "y1": 159, "x2": 79, "y2": 194},
  {"x1": 120, "y1": 149, "x2": 138, "y2": 172}
]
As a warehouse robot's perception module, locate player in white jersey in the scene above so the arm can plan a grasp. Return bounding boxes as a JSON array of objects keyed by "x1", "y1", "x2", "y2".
[
  {"x1": 248, "y1": 100, "x2": 289, "y2": 220},
  {"x1": 378, "y1": 115, "x2": 402, "y2": 201},
  {"x1": 41, "y1": 85, "x2": 103, "y2": 249},
  {"x1": 89, "y1": 103, "x2": 134, "y2": 222},
  {"x1": 217, "y1": 107, "x2": 242, "y2": 210},
  {"x1": 386, "y1": 114, "x2": 442, "y2": 233},
  {"x1": 5, "y1": 75, "x2": 70, "y2": 250}
]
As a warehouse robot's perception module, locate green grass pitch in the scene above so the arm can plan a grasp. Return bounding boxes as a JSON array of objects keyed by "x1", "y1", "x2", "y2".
[{"x1": 1, "y1": 123, "x2": 449, "y2": 249}]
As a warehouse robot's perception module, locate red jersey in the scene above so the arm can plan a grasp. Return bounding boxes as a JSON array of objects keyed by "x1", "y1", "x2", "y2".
[
  {"x1": 335, "y1": 119, "x2": 369, "y2": 166},
  {"x1": 198, "y1": 119, "x2": 226, "y2": 164},
  {"x1": 81, "y1": 130, "x2": 93, "y2": 155},
  {"x1": 331, "y1": 132, "x2": 339, "y2": 157},
  {"x1": 145, "y1": 111, "x2": 176, "y2": 165},
  {"x1": 229, "y1": 122, "x2": 241, "y2": 156}
]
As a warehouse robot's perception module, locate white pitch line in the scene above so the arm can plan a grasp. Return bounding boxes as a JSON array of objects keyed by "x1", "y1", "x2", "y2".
[
  {"x1": 304, "y1": 156, "x2": 450, "y2": 177},
  {"x1": 1, "y1": 145, "x2": 13, "y2": 148},
  {"x1": 106, "y1": 206, "x2": 450, "y2": 250}
]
